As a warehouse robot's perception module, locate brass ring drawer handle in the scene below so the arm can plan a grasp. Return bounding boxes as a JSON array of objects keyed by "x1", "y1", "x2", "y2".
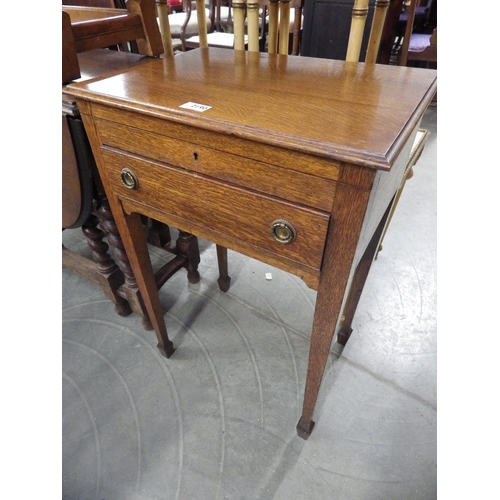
[
  {"x1": 120, "y1": 168, "x2": 139, "y2": 190},
  {"x1": 271, "y1": 219, "x2": 296, "y2": 244}
]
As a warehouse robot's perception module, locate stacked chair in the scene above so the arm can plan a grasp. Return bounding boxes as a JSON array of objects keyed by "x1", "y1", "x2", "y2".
[{"x1": 63, "y1": 0, "x2": 203, "y2": 337}]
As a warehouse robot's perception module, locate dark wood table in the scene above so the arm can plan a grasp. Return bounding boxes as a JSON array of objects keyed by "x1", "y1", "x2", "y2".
[{"x1": 65, "y1": 47, "x2": 437, "y2": 438}]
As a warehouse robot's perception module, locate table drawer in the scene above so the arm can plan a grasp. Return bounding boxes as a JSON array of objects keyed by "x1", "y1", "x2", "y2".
[
  {"x1": 101, "y1": 148, "x2": 330, "y2": 270},
  {"x1": 95, "y1": 119, "x2": 336, "y2": 213}
]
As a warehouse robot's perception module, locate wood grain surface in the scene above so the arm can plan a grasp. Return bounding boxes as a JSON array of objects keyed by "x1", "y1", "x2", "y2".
[{"x1": 67, "y1": 47, "x2": 437, "y2": 170}]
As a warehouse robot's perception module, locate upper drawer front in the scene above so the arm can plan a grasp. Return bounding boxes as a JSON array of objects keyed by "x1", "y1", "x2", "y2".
[
  {"x1": 102, "y1": 148, "x2": 330, "y2": 271},
  {"x1": 93, "y1": 106, "x2": 342, "y2": 182},
  {"x1": 95, "y1": 119, "x2": 336, "y2": 213}
]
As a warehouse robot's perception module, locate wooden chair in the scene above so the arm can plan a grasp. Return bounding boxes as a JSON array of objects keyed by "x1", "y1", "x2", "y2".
[
  {"x1": 62, "y1": 1, "x2": 139, "y2": 52},
  {"x1": 290, "y1": 0, "x2": 304, "y2": 55},
  {"x1": 62, "y1": 4, "x2": 125, "y2": 21},
  {"x1": 157, "y1": 0, "x2": 211, "y2": 53},
  {"x1": 191, "y1": 0, "x2": 294, "y2": 53},
  {"x1": 213, "y1": 0, "x2": 266, "y2": 52},
  {"x1": 170, "y1": 0, "x2": 266, "y2": 52},
  {"x1": 159, "y1": 0, "x2": 249, "y2": 53},
  {"x1": 63, "y1": 1, "x2": 202, "y2": 336},
  {"x1": 377, "y1": 0, "x2": 432, "y2": 65},
  {"x1": 267, "y1": 0, "x2": 304, "y2": 55},
  {"x1": 62, "y1": 0, "x2": 165, "y2": 58},
  {"x1": 397, "y1": 0, "x2": 436, "y2": 67},
  {"x1": 161, "y1": 0, "x2": 302, "y2": 54},
  {"x1": 181, "y1": 0, "x2": 249, "y2": 51},
  {"x1": 301, "y1": 0, "x2": 385, "y2": 60}
]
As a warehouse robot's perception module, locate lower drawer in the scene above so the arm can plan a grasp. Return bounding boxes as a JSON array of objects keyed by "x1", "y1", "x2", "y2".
[{"x1": 101, "y1": 148, "x2": 330, "y2": 270}]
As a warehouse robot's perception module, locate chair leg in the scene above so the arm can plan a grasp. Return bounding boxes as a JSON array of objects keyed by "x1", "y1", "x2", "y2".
[
  {"x1": 80, "y1": 212, "x2": 132, "y2": 317},
  {"x1": 147, "y1": 218, "x2": 172, "y2": 249},
  {"x1": 63, "y1": 227, "x2": 133, "y2": 318},
  {"x1": 96, "y1": 200, "x2": 154, "y2": 330},
  {"x1": 216, "y1": 245, "x2": 231, "y2": 292},
  {"x1": 175, "y1": 231, "x2": 201, "y2": 284}
]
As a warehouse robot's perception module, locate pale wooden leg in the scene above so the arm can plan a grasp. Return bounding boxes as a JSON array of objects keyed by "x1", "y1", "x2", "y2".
[
  {"x1": 156, "y1": 0, "x2": 174, "y2": 56},
  {"x1": 278, "y1": 0, "x2": 291, "y2": 55},
  {"x1": 346, "y1": 0, "x2": 369, "y2": 62},
  {"x1": 268, "y1": 0, "x2": 279, "y2": 54}
]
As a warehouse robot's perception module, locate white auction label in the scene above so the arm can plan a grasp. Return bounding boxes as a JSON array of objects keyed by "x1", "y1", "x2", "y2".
[{"x1": 179, "y1": 102, "x2": 212, "y2": 112}]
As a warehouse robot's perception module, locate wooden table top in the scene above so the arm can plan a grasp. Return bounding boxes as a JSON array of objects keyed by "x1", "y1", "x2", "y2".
[{"x1": 67, "y1": 47, "x2": 437, "y2": 170}]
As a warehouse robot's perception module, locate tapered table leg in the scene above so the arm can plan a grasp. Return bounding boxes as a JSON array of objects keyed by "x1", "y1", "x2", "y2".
[
  {"x1": 297, "y1": 183, "x2": 370, "y2": 439},
  {"x1": 216, "y1": 244, "x2": 231, "y2": 292},
  {"x1": 123, "y1": 211, "x2": 174, "y2": 357}
]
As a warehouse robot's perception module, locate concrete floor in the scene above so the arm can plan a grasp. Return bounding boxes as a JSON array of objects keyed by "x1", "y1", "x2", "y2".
[{"x1": 62, "y1": 106, "x2": 437, "y2": 500}]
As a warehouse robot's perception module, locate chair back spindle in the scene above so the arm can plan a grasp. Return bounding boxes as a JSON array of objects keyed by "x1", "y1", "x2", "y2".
[
  {"x1": 278, "y1": 0, "x2": 291, "y2": 55},
  {"x1": 346, "y1": 0, "x2": 369, "y2": 62},
  {"x1": 364, "y1": 0, "x2": 389, "y2": 63},
  {"x1": 268, "y1": 0, "x2": 280, "y2": 53},
  {"x1": 291, "y1": 0, "x2": 304, "y2": 55},
  {"x1": 346, "y1": 0, "x2": 388, "y2": 63},
  {"x1": 232, "y1": 0, "x2": 246, "y2": 51},
  {"x1": 177, "y1": 0, "x2": 289, "y2": 55},
  {"x1": 247, "y1": 0, "x2": 261, "y2": 52},
  {"x1": 156, "y1": 0, "x2": 175, "y2": 55},
  {"x1": 195, "y1": 0, "x2": 209, "y2": 48}
]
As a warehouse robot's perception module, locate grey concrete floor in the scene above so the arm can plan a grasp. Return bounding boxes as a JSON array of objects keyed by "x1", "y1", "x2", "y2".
[{"x1": 62, "y1": 106, "x2": 437, "y2": 499}]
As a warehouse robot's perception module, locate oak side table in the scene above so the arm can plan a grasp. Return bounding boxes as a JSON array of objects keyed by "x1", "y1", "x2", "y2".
[{"x1": 65, "y1": 47, "x2": 437, "y2": 438}]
